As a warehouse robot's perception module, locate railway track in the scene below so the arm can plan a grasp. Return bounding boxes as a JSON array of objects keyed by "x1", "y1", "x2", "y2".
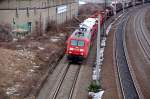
[
  {"x1": 48, "y1": 63, "x2": 80, "y2": 99},
  {"x1": 37, "y1": 56, "x2": 81, "y2": 99},
  {"x1": 133, "y1": 8, "x2": 150, "y2": 60},
  {"x1": 114, "y1": 11, "x2": 143, "y2": 99}
]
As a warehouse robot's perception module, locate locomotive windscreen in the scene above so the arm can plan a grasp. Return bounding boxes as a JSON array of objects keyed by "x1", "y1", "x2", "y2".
[
  {"x1": 71, "y1": 40, "x2": 85, "y2": 47},
  {"x1": 78, "y1": 41, "x2": 84, "y2": 46}
]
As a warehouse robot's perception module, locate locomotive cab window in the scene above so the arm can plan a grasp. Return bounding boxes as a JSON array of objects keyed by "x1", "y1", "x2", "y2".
[
  {"x1": 78, "y1": 41, "x2": 85, "y2": 46},
  {"x1": 71, "y1": 40, "x2": 78, "y2": 46},
  {"x1": 71, "y1": 40, "x2": 84, "y2": 47}
]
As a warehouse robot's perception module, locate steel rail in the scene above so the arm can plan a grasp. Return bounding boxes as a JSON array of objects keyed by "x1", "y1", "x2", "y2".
[
  {"x1": 123, "y1": 13, "x2": 144, "y2": 99},
  {"x1": 114, "y1": 12, "x2": 140, "y2": 99},
  {"x1": 139, "y1": 10, "x2": 150, "y2": 58},
  {"x1": 36, "y1": 53, "x2": 65, "y2": 97},
  {"x1": 50, "y1": 64, "x2": 80, "y2": 99},
  {"x1": 51, "y1": 63, "x2": 70, "y2": 99},
  {"x1": 133, "y1": 9, "x2": 150, "y2": 60},
  {"x1": 68, "y1": 65, "x2": 80, "y2": 99}
]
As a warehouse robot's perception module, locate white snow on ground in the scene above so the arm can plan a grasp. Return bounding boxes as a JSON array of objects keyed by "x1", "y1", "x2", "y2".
[
  {"x1": 106, "y1": 13, "x2": 124, "y2": 36},
  {"x1": 91, "y1": 12, "x2": 125, "y2": 99},
  {"x1": 50, "y1": 38, "x2": 59, "y2": 42},
  {"x1": 50, "y1": 35, "x2": 65, "y2": 42},
  {"x1": 101, "y1": 37, "x2": 106, "y2": 47},
  {"x1": 6, "y1": 84, "x2": 21, "y2": 96},
  {"x1": 92, "y1": 37, "x2": 106, "y2": 81},
  {"x1": 89, "y1": 91, "x2": 104, "y2": 99},
  {"x1": 33, "y1": 65, "x2": 40, "y2": 68},
  {"x1": 29, "y1": 69, "x2": 34, "y2": 73},
  {"x1": 16, "y1": 49, "x2": 34, "y2": 59},
  {"x1": 38, "y1": 47, "x2": 45, "y2": 50},
  {"x1": 50, "y1": 36, "x2": 60, "y2": 42},
  {"x1": 93, "y1": 91, "x2": 104, "y2": 99},
  {"x1": 79, "y1": 1, "x2": 86, "y2": 5},
  {"x1": 106, "y1": 23, "x2": 112, "y2": 36},
  {"x1": 6, "y1": 87, "x2": 17, "y2": 95},
  {"x1": 59, "y1": 33, "x2": 65, "y2": 37},
  {"x1": 91, "y1": 15, "x2": 126, "y2": 98}
]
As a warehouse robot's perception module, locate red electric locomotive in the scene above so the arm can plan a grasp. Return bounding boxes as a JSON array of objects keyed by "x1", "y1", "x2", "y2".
[{"x1": 66, "y1": 14, "x2": 104, "y2": 60}]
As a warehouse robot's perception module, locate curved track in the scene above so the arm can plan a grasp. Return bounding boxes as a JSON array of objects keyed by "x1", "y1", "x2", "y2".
[
  {"x1": 115, "y1": 18, "x2": 139, "y2": 99},
  {"x1": 114, "y1": 4, "x2": 150, "y2": 99},
  {"x1": 114, "y1": 7, "x2": 146, "y2": 99},
  {"x1": 133, "y1": 7, "x2": 150, "y2": 60},
  {"x1": 127, "y1": 5, "x2": 150, "y2": 98}
]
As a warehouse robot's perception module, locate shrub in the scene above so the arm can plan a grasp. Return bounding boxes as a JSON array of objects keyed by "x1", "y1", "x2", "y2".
[{"x1": 88, "y1": 81, "x2": 101, "y2": 93}]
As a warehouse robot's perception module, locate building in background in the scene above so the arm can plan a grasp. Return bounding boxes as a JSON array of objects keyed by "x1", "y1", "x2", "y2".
[
  {"x1": 0, "y1": 0, "x2": 79, "y2": 33},
  {"x1": 80, "y1": 0, "x2": 111, "y2": 4}
]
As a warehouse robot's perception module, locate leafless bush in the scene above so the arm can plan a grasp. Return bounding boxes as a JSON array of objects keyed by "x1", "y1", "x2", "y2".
[
  {"x1": 46, "y1": 20, "x2": 58, "y2": 32},
  {"x1": 0, "y1": 24, "x2": 12, "y2": 42},
  {"x1": 32, "y1": 21, "x2": 44, "y2": 37},
  {"x1": 79, "y1": 3, "x2": 104, "y2": 15},
  {"x1": 0, "y1": 89, "x2": 10, "y2": 99}
]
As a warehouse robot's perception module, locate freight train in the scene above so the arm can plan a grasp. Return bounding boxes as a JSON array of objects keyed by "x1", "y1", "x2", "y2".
[
  {"x1": 66, "y1": 14, "x2": 104, "y2": 60},
  {"x1": 66, "y1": 1, "x2": 149, "y2": 60}
]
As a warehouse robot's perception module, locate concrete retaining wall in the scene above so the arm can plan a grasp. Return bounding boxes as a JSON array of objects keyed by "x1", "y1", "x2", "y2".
[{"x1": 0, "y1": 0, "x2": 78, "y2": 32}]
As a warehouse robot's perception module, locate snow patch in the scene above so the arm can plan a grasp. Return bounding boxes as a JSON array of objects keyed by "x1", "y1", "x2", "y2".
[
  {"x1": 29, "y1": 69, "x2": 34, "y2": 73},
  {"x1": 92, "y1": 37, "x2": 106, "y2": 81},
  {"x1": 106, "y1": 23, "x2": 112, "y2": 36},
  {"x1": 50, "y1": 36, "x2": 61, "y2": 42},
  {"x1": 79, "y1": 1, "x2": 86, "y2": 5},
  {"x1": 6, "y1": 87, "x2": 17, "y2": 95},
  {"x1": 6, "y1": 84, "x2": 20, "y2": 96},
  {"x1": 101, "y1": 37, "x2": 107, "y2": 47},
  {"x1": 50, "y1": 38, "x2": 59, "y2": 42},
  {"x1": 94, "y1": 91, "x2": 104, "y2": 99},
  {"x1": 38, "y1": 47, "x2": 45, "y2": 50},
  {"x1": 13, "y1": 38, "x2": 18, "y2": 42},
  {"x1": 89, "y1": 91, "x2": 104, "y2": 99},
  {"x1": 16, "y1": 49, "x2": 34, "y2": 59},
  {"x1": 33, "y1": 65, "x2": 40, "y2": 68},
  {"x1": 59, "y1": 33, "x2": 65, "y2": 37}
]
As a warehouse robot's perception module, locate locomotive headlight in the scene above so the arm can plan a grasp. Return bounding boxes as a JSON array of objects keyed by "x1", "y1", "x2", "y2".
[
  {"x1": 69, "y1": 48, "x2": 74, "y2": 51},
  {"x1": 80, "y1": 49, "x2": 84, "y2": 52},
  {"x1": 80, "y1": 53, "x2": 84, "y2": 55}
]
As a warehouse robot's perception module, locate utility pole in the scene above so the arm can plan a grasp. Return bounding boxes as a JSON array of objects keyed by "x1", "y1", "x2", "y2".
[
  {"x1": 8, "y1": 0, "x2": 10, "y2": 9},
  {"x1": 143, "y1": 0, "x2": 145, "y2": 4},
  {"x1": 96, "y1": 14, "x2": 101, "y2": 85},
  {"x1": 114, "y1": 0, "x2": 117, "y2": 17},
  {"x1": 47, "y1": 0, "x2": 50, "y2": 21},
  {"x1": 122, "y1": 0, "x2": 125, "y2": 13},
  {"x1": 103, "y1": 0, "x2": 106, "y2": 37},
  {"x1": 77, "y1": 0, "x2": 79, "y2": 16},
  {"x1": 133, "y1": 0, "x2": 135, "y2": 7}
]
